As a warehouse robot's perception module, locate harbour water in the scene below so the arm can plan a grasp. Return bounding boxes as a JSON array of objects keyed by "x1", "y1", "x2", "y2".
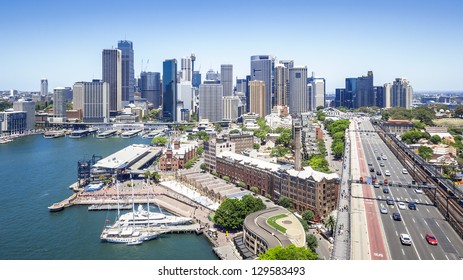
[{"x1": 0, "y1": 134, "x2": 218, "y2": 260}]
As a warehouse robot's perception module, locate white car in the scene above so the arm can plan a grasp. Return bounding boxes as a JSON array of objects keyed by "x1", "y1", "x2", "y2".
[
  {"x1": 400, "y1": 233, "x2": 412, "y2": 245},
  {"x1": 385, "y1": 170, "x2": 391, "y2": 176},
  {"x1": 414, "y1": 188, "x2": 423, "y2": 194},
  {"x1": 398, "y1": 202, "x2": 406, "y2": 209},
  {"x1": 382, "y1": 155, "x2": 388, "y2": 160},
  {"x1": 402, "y1": 168, "x2": 408, "y2": 174},
  {"x1": 380, "y1": 204, "x2": 388, "y2": 214}
]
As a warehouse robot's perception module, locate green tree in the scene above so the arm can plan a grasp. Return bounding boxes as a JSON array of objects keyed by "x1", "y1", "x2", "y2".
[
  {"x1": 306, "y1": 233, "x2": 318, "y2": 253},
  {"x1": 0, "y1": 100, "x2": 12, "y2": 111},
  {"x1": 237, "y1": 181, "x2": 246, "y2": 189},
  {"x1": 250, "y1": 186, "x2": 259, "y2": 194},
  {"x1": 331, "y1": 141, "x2": 345, "y2": 158},
  {"x1": 258, "y1": 244, "x2": 318, "y2": 260},
  {"x1": 253, "y1": 143, "x2": 260, "y2": 150},
  {"x1": 197, "y1": 145, "x2": 204, "y2": 156},
  {"x1": 454, "y1": 106, "x2": 463, "y2": 118},
  {"x1": 200, "y1": 163, "x2": 206, "y2": 171},
  {"x1": 223, "y1": 175, "x2": 230, "y2": 182},
  {"x1": 324, "y1": 215, "x2": 336, "y2": 232},
  {"x1": 270, "y1": 146, "x2": 290, "y2": 157},
  {"x1": 302, "y1": 210, "x2": 315, "y2": 223},
  {"x1": 412, "y1": 106, "x2": 436, "y2": 125},
  {"x1": 276, "y1": 128, "x2": 292, "y2": 148},
  {"x1": 213, "y1": 199, "x2": 245, "y2": 230},
  {"x1": 196, "y1": 131, "x2": 209, "y2": 142},
  {"x1": 151, "y1": 136, "x2": 168, "y2": 146},
  {"x1": 241, "y1": 194, "x2": 266, "y2": 214},
  {"x1": 418, "y1": 146, "x2": 433, "y2": 161},
  {"x1": 214, "y1": 123, "x2": 223, "y2": 133},
  {"x1": 429, "y1": 134, "x2": 441, "y2": 144},
  {"x1": 401, "y1": 129, "x2": 430, "y2": 144},
  {"x1": 316, "y1": 105, "x2": 324, "y2": 111},
  {"x1": 309, "y1": 155, "x2": 330, "y2": 173},
  {"x1": 278, "y1": 196, "x2": 292, "y2": 209}
]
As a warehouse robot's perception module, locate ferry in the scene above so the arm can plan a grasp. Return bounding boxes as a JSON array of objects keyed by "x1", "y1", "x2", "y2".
[
  {"x1": 69, "y1": 129, "x2": 90, "y2": 138},
  {"x1": 96, "y1": 129, "x2": 118, "y2": 139},
  {"x1": 143, "y1": 129, "x2": 163, "y2": 138},
  {"x1": 0, "y1": 137, "x2": 13, "y2": 144},
  {"x1": 121, "y1": 129, "x2": 143, "y2": 138},
  {"x1": 43, "y1": 130, "x2": 66, "y2": 139}
]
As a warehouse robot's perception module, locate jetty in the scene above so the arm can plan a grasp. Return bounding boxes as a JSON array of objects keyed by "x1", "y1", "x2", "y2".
[{"x1": 88, "y1": 204, "x2": 132, "y2": 211}]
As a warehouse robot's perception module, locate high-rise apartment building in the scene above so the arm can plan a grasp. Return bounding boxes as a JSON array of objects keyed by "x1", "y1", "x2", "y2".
[
  {"x1": 13, "y1": 99, "x2": 35, "y2": 130},
  {"x1": 220, "y1": 64, "x2": 233, "y2": 97},
  {"x1": 308, "y1": 75, "x2": 325, "y2": 110},
  {"x1": 53, "y1": 87, "x2": 68, "y2": 119},
  {"x1": 117, "y1": 40, "x2": 135, "y2": 104},
  {"x1": 140, "y1": 72, "x2": 161, "y2": 108},
  {"x1": 392, "y1": 78, "x2": 413, "y2": 109},
  {"x1": 384, "y1": 83, "x2": 392, "y2": 108},
  {"x1": 102, "y1": 49, "x2": 122, "y2": 114},
  {"x1": 374, "y1": 86, "x2": 385, "y2": 108},
  {"x1": 249, "y1": 80, "x2": 266, "y2": 118},
  {"x1": 162, "y1": 59, "x2": 178, "y2": 122},
  {"x1": 199, "y1": 80, "x2": 223, "y2": 122},
  {"x1": 73, "y1": 80, "x2": 109, "y2": 123},
  {"x1": 40, "y1": 79, "x2": 48, "y2": 96},
  {"x1": 280, "y1": 60, "x2": 293, "y2": 107},
  {"x1": 251, "y1": 55, "x2": 274, "y2": 116},
  {"x1": 288, "y1": 66, "x2": 308, "y2": 115}
]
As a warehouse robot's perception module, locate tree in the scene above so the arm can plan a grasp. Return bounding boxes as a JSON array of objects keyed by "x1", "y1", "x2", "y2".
[
  {"x1": 223, "y1": 175, "x2": 230, "y2": 182},
  {"x1": 418, "y1": 146, "x2": 433, "y2": 161},
  {"x1": 258, "y1": 244, "x2": 318, "y2": 260},
  {"x1": 276, "y1": 128, "x2": 292, "y2": 148},
  {"x1": 332, "y1": 141, "x2": 345, "y2": 158},
  {"x1": 270, "y1": 146, "x2": 290, "y2": 157},
  {"x1": 306, "y1": 233, "x2": 318, "y2": 253},
  {"x1": 214, "y1": 123, "x2": 223, "y2": 133},
  {"x1": 401, "y1": 129, "x2": 430, "y2": 144},
  {"x1": 309, "y1": 155, "x2": 330, "y2": 173},
  {"x1": 197, "y1": 145, "x2": 204, "y2": 156},
  {"x1": 250, "y1": 186, "x2": 260, "y2": 194},
  {"x1": 278, "y1": 196, "x2": 292, "y2": 209},
  {"x1": 241, "y1": 194, "x2": 266, "y2": 214},
  {"x1": 237, "y1": 181, "x2": 246, "y2": 189},
  {"x1": 324, "y1": 215, "x2": 336, "y2": 232},
  {"x1": 316, "y1": 105, "x2": 324, "y2": 111},
  {"x1": 200, "y1": 163, "x2": 206, "y2": 171},
  {"x1": 213, "y1": 195, "x2": 266, "y2": 230},
  {"x1": 302, "y1": 210, "x2": 315, "y2": 223},
  {"x1": 151, "y1": 136, "x2": 168, "y2": 146},
  {"x1": 412, "y1": 106, "x2": 435, "y2": 125},
  {"x1": 429, "y1": 134, "x2": 441, "y2": 144},
  {"x1": 454, "y1": 106, "x2": 463, "y2": 118},
  {"x1": 253, "y1": 143, "x2": 260, "y2": 150}
]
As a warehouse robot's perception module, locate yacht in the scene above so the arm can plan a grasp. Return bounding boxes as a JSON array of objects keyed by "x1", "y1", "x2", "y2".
[{"x1": 115, "y1": 205, "x2": 193, "y2": 227}]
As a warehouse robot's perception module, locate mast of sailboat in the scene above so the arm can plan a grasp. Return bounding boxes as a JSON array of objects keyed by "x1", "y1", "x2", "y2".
[
  {"x1": 116, "y1": 178, "x2": 121, "y2": 224},
  {"x1": 147, "y1": 178, "x2": 150, "y2": 229},
  {"x1": 131, "y1": 175, "x2": 135, "y2": 229}
]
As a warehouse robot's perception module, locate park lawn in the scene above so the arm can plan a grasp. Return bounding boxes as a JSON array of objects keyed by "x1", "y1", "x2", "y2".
[
  {"x1": 267, "y1": 214, "x2": 287, "y2": 233},
  {"x1": 433, "y1": 118, "x2": 463, "y2": 127}
]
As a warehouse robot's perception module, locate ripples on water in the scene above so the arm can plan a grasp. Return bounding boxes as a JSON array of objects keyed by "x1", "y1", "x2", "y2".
[{"x1": 0, "y1": 135, "x2": 218, "y2": 260}]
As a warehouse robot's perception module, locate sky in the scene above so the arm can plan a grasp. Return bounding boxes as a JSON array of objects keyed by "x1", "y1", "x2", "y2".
[{"x1": 1, "y1": 0, "x2": 463, "y2": 93}]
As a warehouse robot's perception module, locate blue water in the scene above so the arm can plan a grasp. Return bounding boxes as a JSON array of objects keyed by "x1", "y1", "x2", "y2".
[{"x1": 0, "y1": 135, "x2": 218, "y2": 260}]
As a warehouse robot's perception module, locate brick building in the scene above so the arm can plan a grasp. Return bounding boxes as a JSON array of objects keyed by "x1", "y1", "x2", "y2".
[{"x1": 158, "y1": 140, "x2": 197, "y2": 172}]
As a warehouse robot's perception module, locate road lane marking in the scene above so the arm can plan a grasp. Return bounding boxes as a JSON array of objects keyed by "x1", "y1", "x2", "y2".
[
  {"x1": 431, "y1": 253, "x2": 435, "y2": 260},
  {"x1": 401, "y1": 249, "x2": 405, "y2": 255}
]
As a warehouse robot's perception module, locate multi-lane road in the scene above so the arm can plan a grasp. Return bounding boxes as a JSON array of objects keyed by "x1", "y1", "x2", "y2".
[{"x1": 354, "y1": 118, "x2": 463, "y2": 260}]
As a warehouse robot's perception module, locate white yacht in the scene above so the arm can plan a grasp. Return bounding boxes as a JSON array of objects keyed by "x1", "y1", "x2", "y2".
[{"x1": 116, "y1": 205, "x2": 193, "y2": 227}]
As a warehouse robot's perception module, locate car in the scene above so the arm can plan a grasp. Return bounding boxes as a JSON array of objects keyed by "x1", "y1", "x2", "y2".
[
  {"x1": 392, "y1": 212, "x2": 402, "y2": 221},
  {"x1": 373, "y1": 183, "x2": 380, "y2": 188},
  {"x1": 380, "y1": 162, "x2": 385, "y2": 167},
  {"x1": 425, "y1": 234, "x2": 438, "y2": 245},
  {"x1": 368, "y1": 162, "x2": 373, "y2": 166},
  {"x1": 402, "y1": 168, "x2": 408, "y2": 174},
  {"x1": 408, "y1": 201, "x2": 416, "y2": 210},
  {"x1": 377, "y1": 156, "x2": 381, "y2": 160},
  {"x1": 386, "y1": 197, "x2": 394, "y2": 205},
  {"x1": 380, "y1": 204, "x2": 388, "y2": 214},
  {"x1": 376, "y1": 170, "x2": 382, "y2": 176},
  {"x1": 383, "y1": 187, "x2": 389, "y2": 194},
  {"x1": 370, "y1": 167, "x2": 375, "y2": 172},
  {"x1": 385, "y1": 170, "x2": 391, "y2": 176},
  {"x1": 382, "y1": 155, "x2": 387, "y2": 160},
  {"x1": 414, "y1": 188, "x2": 423, "y2": 194},
  {"x1": 400, "y1": 233, "x2": 412, "y2": 245},
  {"x1": 398, "y1": 202, "x2": 406, "y2": 209}
]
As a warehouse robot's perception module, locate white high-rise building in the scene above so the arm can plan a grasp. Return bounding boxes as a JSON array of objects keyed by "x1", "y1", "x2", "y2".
[
  {"x1": 53, "y1": 87, "x2": 68, "y2": 120},
  {"x1": 392, "y1": 78, "x2": 413, "y2": 109},
  {"x1": 384, "y1": 83, "x2": 392, "y2": 108},
  {"x1": 181, "y1": 57, "x2": 192, "y2": 82},
  {"x1": 40, "y1": 79, "x2": 48, "y2": 96},
  {"x1": 199, "y1": 81, "x2": 223, "y2": 122},
  {"x1": 220, "y1": 64, "x2": 233, "y2": 97},
  {"x1": 73, "y1": 80, "x2": 109, "y2": 123},
  {"x1": 178, "y1": 81, "x2": 193, "y2": 112},
  {"x1": 309, "y1": 76, "x2": 325, "y2": 110},
  {"x1": 288, "y1": 66, "x2": 308, "y2": 115},
  {"x1": 223, "y1": 96, "x2": 240, "y2": 121}
]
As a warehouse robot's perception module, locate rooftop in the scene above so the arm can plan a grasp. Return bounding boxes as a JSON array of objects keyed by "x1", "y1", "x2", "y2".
[{"x1": 93, "y1": 144, "x2": 151, "y2": 170}]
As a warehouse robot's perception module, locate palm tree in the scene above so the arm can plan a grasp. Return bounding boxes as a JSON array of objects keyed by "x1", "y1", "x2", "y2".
[{"x1": 324, "y1": 215, "x2": 336, "y2": 233}]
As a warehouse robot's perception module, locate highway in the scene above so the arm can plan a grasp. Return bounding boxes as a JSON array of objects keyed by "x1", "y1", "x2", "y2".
[{"x1": 355, "y1": 118, "x2": 463, "y2": 260}]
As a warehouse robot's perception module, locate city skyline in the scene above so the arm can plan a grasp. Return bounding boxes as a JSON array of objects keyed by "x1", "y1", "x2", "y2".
[{"x1": 1, "y1": 0, "x2": 463, "y2": 93}]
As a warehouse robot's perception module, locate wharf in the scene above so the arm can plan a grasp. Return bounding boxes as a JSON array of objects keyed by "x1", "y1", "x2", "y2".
[{"x1": 88, "y1": 204, "x2": 132, "y2": 211}]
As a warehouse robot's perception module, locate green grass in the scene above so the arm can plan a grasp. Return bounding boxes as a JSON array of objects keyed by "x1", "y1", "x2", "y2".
[{"x1": 267, "y1": 214, "x2": 287, "y2": 233}]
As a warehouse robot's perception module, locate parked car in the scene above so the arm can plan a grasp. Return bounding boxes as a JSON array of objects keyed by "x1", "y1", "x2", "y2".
[
  {"x1": 370, "y1": 167, "x2": 375, "y2": 172},
  {"x1": 380, "y1": 162, "x2": 385, "y2": 167},
  {"x1": 382, "y1": 155, "x2": 388, "y2": 160},
  {"x1": 377, "y1": 156, "x2": 381, "y2": 160}
]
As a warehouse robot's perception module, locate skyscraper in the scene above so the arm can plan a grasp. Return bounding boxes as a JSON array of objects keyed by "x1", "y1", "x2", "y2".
[
  {"x1": 102, "y1": 49, "x2": 122, "y2": 114},
  {"x1": 181, "y1": 57, "x2": 192, "y2": 82},
  {"x1": 355, "y1": 71, "x2": 374, "y2": 108},
  {"x1": 162, "y1": 59, "x2": 177, "y2": 122},
  {"x1": 13, "y1": 99, "x2": 35, "y2": 130},
  {"x1": 117, "y1": 40, "x2": 135, "y2": 104},
  {"x1": 308, "y1": 74, "x2": 326, "y2": 110},
  {"x1": 40, "y1": 79, "x2": 48, "y2": 97},
  {"x1": 199, "y1": 80, "x2": 223, "y2": 122},
  {"x1": 392, "y1": 78, "x2": 413, "y2": 109},
  {"x1": 220, "y1": 64, "x2": 233, "y2": 97},
  {"x1": 140, "y1": 72, "x2": 161, "y2": 108},
  {"x1": 73, "y1": 80, "x2": 109, "y2": 123},
  {"x1": 249, "y1": 80, "x2": 265, "y2": 118},
  {"x1": 384, "y1": 83, "x2": 392, "y2": 108},
  {"x1": 192, "y1": 71, "x2": 202, "y2": 88},
  {"x1": 274, "y1": 64, "x2": 287, "y2": 106},
  {"x1": 374, "y1": 86, "x2": 385, "y2": 108},
  {"x1": 344, "y1": 78, "x2": 357, "y2": 109},
  {"x1": 280, "y1": 60, "x2": 294, "y2": 107},
  {"x1": 223, "y1": 96, "x2": 240, "y2": 121},
  {"x1": 288, "y1": 66, "x2": 308, "y2": 115},
  {"x1": 53, "y1": 87, "x2": 68, "y2": 119},
  {"x1": 250, "y1": 55, "x2": 274, "y2": 116}
]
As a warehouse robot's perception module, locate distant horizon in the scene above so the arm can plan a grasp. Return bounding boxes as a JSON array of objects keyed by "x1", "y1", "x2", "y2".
[{"x1": 1, "y1": 0, "x2": 462, "y2": 93}]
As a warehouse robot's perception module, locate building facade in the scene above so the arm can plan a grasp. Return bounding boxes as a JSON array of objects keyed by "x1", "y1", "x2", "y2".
[
  {"x1": 204, "y1": 138, "x2": 235, "y2": 172},
  {"x1": 158, "y1": 140, "x2": 197, "y2": 171},
  {"x1": 53, "y1": 87, "x2": 68, "y2": 119},
  {"x1": 250, "y1": 55, "x2": 274, "y2": 116},
  {"x1": 40, "y1": 79, "x2": 48, "y2": 97},
  {"x1": 117, "y1": 40, "x2": 135, "y2": 104},
  {"x1": 199, "y1": 81, "x2": 223, "y2": 122},
  {"x1": 220, "y1": 64, "x2": 233, "y2": 97},
  {"x1": 102, "y1": 49, "x2": 122, "y2": 113},
  {"x1": 288, "y1": 66, "x2": 308, "y2": 115},
  {"x1": 140, "y1": 71, "x2": 161, "y2": 108},
  {"x1": 0, "y1": 110, "x2": 27, "y2": 134},
  {"x1": 162, "y1": 59, "x2": 178, "y2": 122},
  {"x1": 249, "y1": 80, "x2": 265, "y2": 118},
  {"x1": 274, "y1": 64, "x2": 287, "y2": 106},
  {"x1": 392, "y1": 78, "x2": 413, "y2": 109},
  {"x1": 13, "y1": 99, "x2": 35, "y2": 130},
  {"x1": 73, "y1": 80, "x2": 109, "y2": 123},
  {"x1": 223, "y1": 96, "x2": 240, "y2": 121}
]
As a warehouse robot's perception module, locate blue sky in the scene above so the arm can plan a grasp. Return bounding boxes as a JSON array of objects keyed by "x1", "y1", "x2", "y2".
[{"x1": 1, "y1": 0, "x2": 462, "y2": 93}]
